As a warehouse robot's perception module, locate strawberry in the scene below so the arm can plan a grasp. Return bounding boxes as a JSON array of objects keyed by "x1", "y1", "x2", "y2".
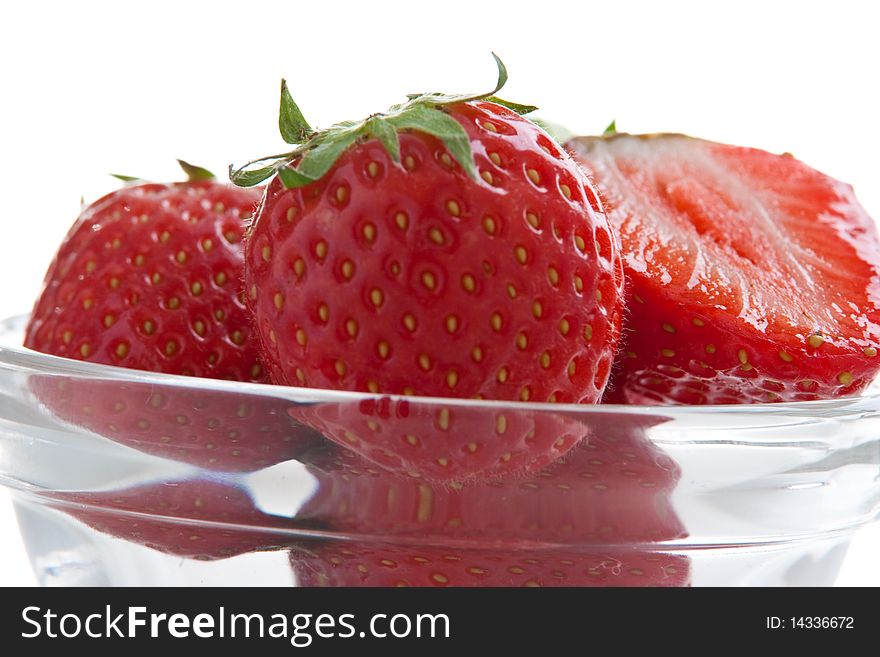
[
  {"x1": 297, "y1": 413, "x2": 687, "y2": 546},
  {"x1": 25, "y1": 161, "x2": 264, "y2": 381},
  {"x1": 291, "y1": 543, "x2": 689, "y2": 587},
  {"x1": 292, "y1": 415, "x2": 691, "y2": 586},
  {"x1": 236, "y1": 55, "x2": 623, "y2": 410},
  {"x1": 30, "y1": 374, "x2": 325, "y2": 472},
  {"x1": 44, "y1": 478, "x2": 291, "y2": 561},
  {"x1": 568, "y1": 133, "x2": 880, "y2": 404},
  {"x1": 24, "y1": 163, "x2": 319, "y2": 471},
  {"x1": 289, "y1": 395, "x2": 588, "y2": 481}
]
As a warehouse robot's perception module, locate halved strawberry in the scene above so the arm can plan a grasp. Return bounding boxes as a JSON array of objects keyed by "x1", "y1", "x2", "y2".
[
  {"x1": 568, "y1": 133, "x2": 880, "y2": 404},
  {"x1": 44, "y1": 478, "x2": 291, "y2": 561},
  {"x1": 291, "y1": 543, "x2": 689, "y2": 587}
]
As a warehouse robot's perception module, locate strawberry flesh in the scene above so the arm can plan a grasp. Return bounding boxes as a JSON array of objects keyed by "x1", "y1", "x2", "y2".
[{"x1": 569, "y1": 134, "x2": 880, "y2": 403}]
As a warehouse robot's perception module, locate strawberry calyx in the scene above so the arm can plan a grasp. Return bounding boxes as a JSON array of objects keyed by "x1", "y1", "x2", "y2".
[
  {"x1": 229, "y1": 53, "x2": 537, "y2": 189},
  {"x1": 176, "y1": 159, "x2": 217, "y2": 182},
  {"x1": 110, "y1": 159, "x2": 217, "y2": 185}
]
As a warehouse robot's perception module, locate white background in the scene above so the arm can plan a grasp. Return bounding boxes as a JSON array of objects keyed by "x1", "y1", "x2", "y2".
[{"x1": 1, "y1": 0, "x2": 879, "y2": 586}]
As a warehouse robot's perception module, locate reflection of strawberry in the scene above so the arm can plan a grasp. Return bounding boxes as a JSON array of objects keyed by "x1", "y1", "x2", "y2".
[
  {"x1": 25, "y1": 164, "x2": 264, "y2": 382},
  {"x1": 31, "y1": 375, "x2": 324, "y2": 472},
  {"x1": 291, "y1": 396, "x2": 588, "y2": 481},
  {"x1": 292, "y1": 543, "x2": 689, "y2": 587},
  {"x1": 569, "y1": 133, "x2": 880, "y2": 404},
  {"x1": 293, "y1": 414, "x2": 691, "y2": 586},
  {"x1": 45, "y1": 479, "x2": 289, "y2": 561},
  {"x1": 299, "y1": 414, "x2": 685, "y2": 544}
]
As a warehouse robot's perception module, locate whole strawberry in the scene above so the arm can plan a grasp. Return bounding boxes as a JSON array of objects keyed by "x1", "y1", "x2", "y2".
[
  {"x1": 569, "y1": 133, "x2": 880, "y2": 404},
  {"x1": 24, "y1": 164, "x2": 320, "y2": 472},
  {"x1": 237, "y1": 56, "x2": 623, "y2": 407},
  {"x1": 26, "y1": 161, "x2": 264, "y2": 382}
]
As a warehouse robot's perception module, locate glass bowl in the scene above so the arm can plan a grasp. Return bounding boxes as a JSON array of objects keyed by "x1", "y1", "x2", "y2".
[{"x1": 1, "y1": 313, "x2": 878, "y2": 587}]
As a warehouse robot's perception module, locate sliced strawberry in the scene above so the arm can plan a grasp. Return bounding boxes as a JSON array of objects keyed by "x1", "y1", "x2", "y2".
[
  {"x1": 44, "y1": 479, "x2": 291, "y2": 561},
  {"x1": 568, "y1": 133, "x2": 880, "y2": 404},
  {"x1": 290, "y1": 395, "x2": 588, "y2": 481},
  {"x1": 291, "y1": 543, "x2": 690, "y2": 587},
  {"x1": 30, "y1": 375, "x2": 324, "y2": 472}
]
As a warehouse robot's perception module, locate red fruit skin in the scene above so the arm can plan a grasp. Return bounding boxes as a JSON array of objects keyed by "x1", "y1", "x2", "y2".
[
  {"x1": 30, "y1": 375, "x2": 325, "y2": 472},
  {"x1": 289, "y1": 395, "x2": 588, "y2": 481},
  {"x1": 298, "y1": 413, "x2": 686, "y2": 546},
  {"x1": 22, "y1": 181, "x2": 316, "y2": 472},
  {"x1": 44, "y1": 479, "x2": 290, "y2": 561},
  {"x1": 25, "y1": 181, "x2": 264, "y2": 382},
  {"x1": 246, "y1": 101, "x2": 623, "y2": 405},
  {"x1": 568, "y1": 134, "x2": 880, "y2": 404},
  {"x1": 291, "y1": 543, "x2": 689, "y2": 587}
]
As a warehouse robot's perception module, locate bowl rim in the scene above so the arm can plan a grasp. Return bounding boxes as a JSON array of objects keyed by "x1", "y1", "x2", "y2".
[{"x1": 5, "y1": 312, "x2": 880, "y2": 418}]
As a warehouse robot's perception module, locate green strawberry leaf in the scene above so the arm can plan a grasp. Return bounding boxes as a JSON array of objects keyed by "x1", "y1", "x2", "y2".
[
  {"x1": 271, "y1": 127, "x2": 365, "y2": 189},
  {"x1": 279, "y1": 79, "x2": 313, "y2": 144},
  {"x1": 295, "y1": 129, "x2": 361, "y2": 182},
  {"x1": 110, "y1": 173, "x2": 143, "y2": 183},
  {"x1": 177, "y1": 159, "x2": 216, "y2": 182},
  {"x1": 367, "y1": 117, "x2": 400, "y2": 163},
  {"x1": 229, "y1": 163, "x2": 279, "y2": 187},
  {"x1": 388, "y1": 104, "x2": 476, "y2": 179},
  {"x1": 603, "y1": 119, "x2": 618, "y2": 136},
  {"x1": 403, "y1": 52, "x2": 510, "y2": 108},
  {"x1": 232, "y1": 54, "x2": 531, "y2": 189},
  {"x1": 485, "y1": 96, "x2": 538, "y2": 115},
  {"x1": 489, "y1": 51, "x2": 508, "y2": 97},
  {"x1": 277, "y1": 165, "x2": 316, "y2": 189}
]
